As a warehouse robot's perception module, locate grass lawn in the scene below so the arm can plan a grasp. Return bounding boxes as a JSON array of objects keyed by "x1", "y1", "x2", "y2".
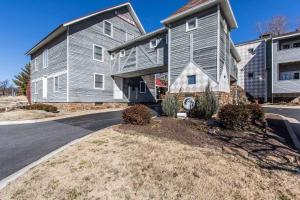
[{"x1": 1, "y1": 118, "x2": 299, "y2": 200}]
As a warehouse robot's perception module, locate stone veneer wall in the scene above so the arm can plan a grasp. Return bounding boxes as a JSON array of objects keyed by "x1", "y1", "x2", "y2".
[
  {"x1": 176, "y1": 92, "x2": 233, "y2": 107},
  {"x1": 41, "y1": 102, "x2": 128, "y2": 112}
]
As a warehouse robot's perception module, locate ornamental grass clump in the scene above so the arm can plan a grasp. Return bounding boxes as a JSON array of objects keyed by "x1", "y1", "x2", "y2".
[
  {"x1": 193, "y1": 82, "x2": 219, "y2": 119},
  {"x1": 162, "y1": 93, "x2": 181, "y2": 117}
]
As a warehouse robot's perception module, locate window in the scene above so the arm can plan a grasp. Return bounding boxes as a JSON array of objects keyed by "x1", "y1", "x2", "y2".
[
  {"x1": 150, "y1": 39, "x2": 158, "y2": 49},
  {"x1": 34, "y1": 58, "x2": 38, "y2": 72},
  {"x1": 248, "y1": 48, "x2": 255, "y2": 55},
  {"x1": 293, "y1": 43, "x2": 300, "y2": 48},
  {"x1": 34, "y1": 82, "x2": 38, "y2": 94},
  {"x1": 248, "y1": 72, "x2": 254, "y2": 79},
  {"x1": 294, "y1": 72, "x2": 299, "y2": 80},
  {"x1": 187, "y1": 75, "x2": 196, "y2": 85},
  {"x1": 120, "y1": 50, "x2": 125, "y2": 57},
  {"x1": 126, "y1": 31, "x2": 135, "y2": 41},
  {"x1": 186, "y1": 18, "x2": 198, "y2": 32},
  {"x1": 103, "y1": 20, "x2": 113, "y2": 37},
  {"x1": 282, "y1": 44, "x2": 290, "y2": 50},
  {"x1": 110, "y1": 53, "x2": 116, "y2": 60},
  {"x1": 94, "y1": 73, "x2": 104, "y2": 89},
  {"x1": 280, "y1": 72, "x2": 291, "y2": 80},
  {"x1": 140, "y1": 81, "x2": 146, "y2": 93},
  {"x1": 53, "y1": 76, "x2": 59, "y2": 92},
  {"x1": 93, "y1": 45, "x2": 104, "y2": 62},
  {"x1": 43, "y1": 49, "x2": 48, "y2": 68}
]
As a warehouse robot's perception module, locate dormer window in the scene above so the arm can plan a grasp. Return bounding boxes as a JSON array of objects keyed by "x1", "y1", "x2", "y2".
[{"x1": 186, "y1": 18, "x2": 198, "y2": 32}]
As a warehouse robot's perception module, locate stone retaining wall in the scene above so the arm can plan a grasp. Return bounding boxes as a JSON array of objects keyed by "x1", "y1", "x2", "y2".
[{"x1": 42, "y1": 102, "x2": 128, "y2": 112}]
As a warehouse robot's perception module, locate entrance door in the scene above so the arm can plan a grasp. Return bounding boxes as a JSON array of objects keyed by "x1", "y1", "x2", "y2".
[
  {"x1": 128, "y1": 86, "x2": 138, "y2": 102},
  {"x1": 42, "y1": 76, "x2": 47, "y2": 99}
]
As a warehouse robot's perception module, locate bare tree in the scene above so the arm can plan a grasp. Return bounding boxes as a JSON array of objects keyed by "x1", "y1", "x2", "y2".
[
  {"x1": 0, "y1": 80, "x2": 10, "y2": 96},
  {"x1": 257, "y1": 15, "x2": 288, "y2": 36}
]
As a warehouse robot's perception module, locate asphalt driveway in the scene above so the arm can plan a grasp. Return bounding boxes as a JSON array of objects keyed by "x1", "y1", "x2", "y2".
[
  {"x1": 0, "y1": 111, "x2": 123, "y2": 181},
  {"x1": 263, "y1": 107, "x2": 300, "y2": 122}
]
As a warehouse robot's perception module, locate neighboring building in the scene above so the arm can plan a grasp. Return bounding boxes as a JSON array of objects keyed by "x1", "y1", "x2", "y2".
[
  {"x1": 237, "y1": 31, "x2": 300, "y2": 102},
  {"x1": 26, "y1": 0, "x2": 240, "y2": 109}
]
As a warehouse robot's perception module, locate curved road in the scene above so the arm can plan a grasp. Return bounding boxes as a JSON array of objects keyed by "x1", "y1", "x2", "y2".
[{"x1": 0, "y1": 111, "x2": 122, "y2": 181}]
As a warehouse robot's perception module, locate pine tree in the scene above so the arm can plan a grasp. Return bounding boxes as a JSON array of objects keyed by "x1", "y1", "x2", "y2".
[{"x1": 13, "y1": 63, "x2": 31, "y2": 95}]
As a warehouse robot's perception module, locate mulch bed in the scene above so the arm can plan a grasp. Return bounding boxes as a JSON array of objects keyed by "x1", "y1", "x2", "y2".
[{"x1": 116, "y1": 117, "x2": 300, "y2": 173}]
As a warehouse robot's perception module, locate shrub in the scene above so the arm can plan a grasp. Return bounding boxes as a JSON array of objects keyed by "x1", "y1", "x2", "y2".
[
  {"x1": 24, "y1": 104, "x2": 58, "y2": 113},
  {"x1": 246, "y1": 104, "x2": 265, "y2": 123},
  {"x1": 122, "y1": 104, "x2": 152, "y2": 125},
  {"x1": 162, "y1": 93, "x2": 181, "y2": 117},
  {"x1": 218, "y1": 104, "x2": 250, "y2": 130},
  {"x1": 193, "y1": 82, "x2": 219, "y2": 119}
]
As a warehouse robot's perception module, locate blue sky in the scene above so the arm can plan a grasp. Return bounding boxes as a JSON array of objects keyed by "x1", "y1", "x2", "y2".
[{"x1": 0, "y1": 0, "x2": 299, "y2": 82}]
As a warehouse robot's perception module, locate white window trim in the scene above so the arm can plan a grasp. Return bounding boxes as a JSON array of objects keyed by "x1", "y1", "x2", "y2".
[
  {"x1": 139, "y1": 81, "x2": 146, "y2": 93},
  {"x1": 43, "y1": 49, "x2": 49, "y2": 68},
  {"x1": 94, "y1": 73, "x2": 105, "y2": 90},
  {"x1": 53, "y1": 76, "x2": 59, "y2": 92},
  {"x1": 34, "y1": 58, "x2": 38, "y2": 72},
  {"x1": 103, "y1": 20, "x2": 113, "y2": 38},
  {"x1": 150, "y1": 39, "x2": 158, "y2": 49},
  {"x1": 120, "y1": 50, "x2": 125, "y2": 57},
  {"x1": 93, "y1": 44, "x2": 104, "y2": 62},
  {"x1": 186, "y1": 17, "x2": 198, "y2": 32},
  {"x1": 34, "y1": 81, "x2": 38, "y2": 94}
]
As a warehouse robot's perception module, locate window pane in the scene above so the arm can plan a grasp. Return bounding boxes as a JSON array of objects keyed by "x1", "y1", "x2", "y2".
[
  {"x1": 248, "y1": 72, "x2": 254, "y2": 79},
  {"x1": 294, "y1": 73, "x2": 299, "y2": 80},
  {"x1": 140, "y1": 82, "x2": 146, "y2": 92},
  {"x1": 293, "y1": 43, "x2": 300, "y2": 48},
  {"x1": 282, "y1": 44, "x2": 290, "y2": 49},
  {"x1": 187, "y1": 75, "x2": 196, "y2": 85},
  {"x1": 54, "y1": 77, "x2": 59, "y2": 91},
  {"x1": 188, "y1": 20, "x2": 196, "y2": 29},
  {"x1": 95, "y1": 74, "x2": 104, "y2": 88},
  {"x1": 104, "y1": 21, "x2": 112, "y2": 36},
  {"x1": 94, "y1": 46, "x2": 103, "y2": 61}
]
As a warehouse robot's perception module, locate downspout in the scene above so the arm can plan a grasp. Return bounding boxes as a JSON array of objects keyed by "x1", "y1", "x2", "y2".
[
  {"x1": 66, "y1": 26, "x2": 70, "y2": 103},
  {"x1": 167, "y1": 24, "x2": 171, "y2": 92}
]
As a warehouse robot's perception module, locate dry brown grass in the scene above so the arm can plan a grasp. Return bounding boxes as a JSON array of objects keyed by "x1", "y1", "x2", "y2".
[{"x1": 1, "y1": 126, "x2": 299, "y2": 200}]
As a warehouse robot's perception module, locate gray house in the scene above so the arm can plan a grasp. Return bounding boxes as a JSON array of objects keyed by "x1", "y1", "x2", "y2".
[
  {"x1": 236, "y1": 31, "x2": 300, "y2": 102},
  {"x1": 27, "y1": 0, "x2": 240, "y2": 109}
]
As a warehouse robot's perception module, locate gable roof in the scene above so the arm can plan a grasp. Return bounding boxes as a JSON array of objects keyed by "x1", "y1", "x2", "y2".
[
  {"x1": 172, "y1": 0, "x2": 210, "y2": 16},
  {"x1": 109, "y1": 27, "x2": 167, "y2": 52},
  {"x1": 26, "y1": 2, "x2": 145, "y2": 55},
  {"x1": 161, "y1": 0, "x2": 237, "y2": 30}
]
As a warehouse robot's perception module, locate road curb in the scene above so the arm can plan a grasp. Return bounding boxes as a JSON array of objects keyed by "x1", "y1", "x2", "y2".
[
  {"x1": 279, "y1": 115, "x2": 300, "y2": 152},
  {"x1": 0, "y1": 128, "x2": 107, "y2": 190}
]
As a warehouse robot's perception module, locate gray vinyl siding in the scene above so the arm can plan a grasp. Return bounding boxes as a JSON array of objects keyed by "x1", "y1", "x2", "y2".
[
  {"x1": 30, "y1": 32, "x2": 68, "y2": 102},
  {"x1": 68, "y1": 7, "x2": 142, "y2": 102},
  {"x1": 273, "y1": 38, "x2": 300, "y2": 94},
  {"x1": 236, "y1": 40, "x2": 266, "y2": 99},
  {"x1": 111, "y1": 32, "x2": 168, "y2": 75},
  {"x1": 169, "y1": 6, "x2": 218, "y2": 85}
]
